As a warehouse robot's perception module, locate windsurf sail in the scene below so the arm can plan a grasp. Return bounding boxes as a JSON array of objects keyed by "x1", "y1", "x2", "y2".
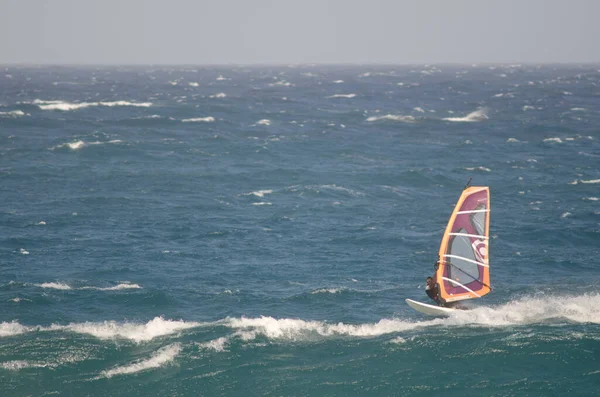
[{"x1": 435, "y1": 186, "x2": 490, "y2": 303}]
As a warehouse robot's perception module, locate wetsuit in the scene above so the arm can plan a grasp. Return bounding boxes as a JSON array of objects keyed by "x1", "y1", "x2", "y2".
[{"x1": 425, "y1": 283, "x2": 441, "y2": 305}]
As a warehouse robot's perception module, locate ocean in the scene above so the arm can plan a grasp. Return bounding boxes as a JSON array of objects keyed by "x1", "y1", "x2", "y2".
[{"x1": 1, "y1": 64, "x2": 599, "y2": 396}]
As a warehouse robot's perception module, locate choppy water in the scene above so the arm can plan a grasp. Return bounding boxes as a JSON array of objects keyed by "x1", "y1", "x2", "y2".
[{"x1": 1, "y1": 64, "x2": 600, "y2": 396}]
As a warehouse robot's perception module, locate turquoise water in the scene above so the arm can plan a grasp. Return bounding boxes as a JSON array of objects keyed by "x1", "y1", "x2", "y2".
[{"x1": 1, "y1": 65, "x2": 599, "y2": 396}]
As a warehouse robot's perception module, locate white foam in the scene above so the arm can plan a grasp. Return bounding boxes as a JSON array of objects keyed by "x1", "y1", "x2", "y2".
[
  {"x1": 245, "y1": 189, "x2": 273, "y2": 197},
  {"x1": 209, "y1": 93, "x2": 226, "y2": 98},
  {"x1": 52, "y1": 139, "x2": 122, "y2": 151},
  {"x1": 413, "y1": 107, "x2": 425, "y2": 113},
  {"x1": 33, "y1": 99, "x2": 151, "y2": 111},
  {"x1": 464, "y1": 166, "x2": 491, "y2": 172},
  {"x1": 445, "y1": 294, "x2": 600, "y2": 326},
  {"x1": 443, "y1": 108, "x2": 488, "y2": 122},
  {"x1": 64, "y1": 317, "x2": 199, "y2": 343},
  {"x1": 37, "y1": 221, "x2": 46, "y2": 225},
  {"x1": 34, "y1": 282, "x2": 72, "y2": 290},
  {"x1": 544, "y1": 137, "x2": 563, "y2": 143},
  {"x1": 0, "y1": 110, "x2": 25, "y2": 117},
  {"x1": 580, "y1": 179, "x2": 600, "y2": 184},
  {"x1": 584, "y1": 197, "x2": 599, "y2": 201},
  {"x1": 326, "y1": 94, "x2": 356, "y2": 99},
  {"x1": 252, "y1": 202, "x2": 272, "y2": 206},
  {"x1": 256, "y1": 119, "x2": 271, "y2": 126},
  {"x1": 101, "y1": 343, "x2": 181, "y2": 378},
  {"x1": 269, "y1": 80, "x2": 293, "y2": 87},
  {"x1": 182, "y1": 117, "x2": 215, "y2": 123},
  {"x1": 571, "y1": 108, "x2": 586, "y2": 111},
  {"x1": 81, "y1": 283, "x2": 142, "y2": 291},
  {"x1": 366, "y1": 115, "x2": 416, "y2": 123},
  {"x1": 196, "y1": 337, "x2": 229, "y2": 352},
  {"x1": 0, "y1": 321, "x2": 34, "y2": 337},
  {"x1": 20, "y1": 248, "x2": 29, "y2": 255},
  {"x1": 311, "y1": 288, "x2": 343, "y2": 294},
  {"x1": 522, "y1": 105, "x2": 535, "y2": 111},
  {"x1": 1, "y1": 360, "x2": 50, "y2": 371},
  {"x1": 226, "y1": 316, "x2": 440, "y2": 340},
  {"x1": 506, "y1": 138, "x2": 521, "y2": 143},
  {"x1": 561, "y1": 212, "x2": 572, "y2": 218},
  {"x1": 188, "y1": 82, "x2": 199, "y2": 87},
  {"x1": 332, "y1": 80, "x2": 344, "y2": 84}
]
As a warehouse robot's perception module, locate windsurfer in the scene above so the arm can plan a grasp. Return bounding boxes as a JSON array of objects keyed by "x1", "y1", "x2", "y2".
[{"x1": 425, "y1": 276, "x2": 441, "y2": 305}]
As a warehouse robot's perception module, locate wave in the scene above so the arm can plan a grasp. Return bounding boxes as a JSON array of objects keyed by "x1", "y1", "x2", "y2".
[
  {"x1": 62, "y1": 317, "x2": 199, "y2": 343},
  {"x1": 51, "y1": 139, "x2": 123, "y2": 151},
  {"x1": 326, "y1": 94, "x2": 356, "y2": 99},
  {"x1": 255, "y1": 119, "x2": 271, "y2": 126},
  {"x1": 366, "y1": 114, "x2": 417, "y2": 123},
  {"x1": 0, "y1": 321, "x2": 34, "y2": 337},
  {"x1": 182, "y1": 117, "x2": 215, "y2": 123},
  {"x1": 243, "y1": 189, "x2": 273, "y2": 198},
  {"x1": 32, "y1": 99, "x2": 152, "y2": 111},
  {"x1": 570, "y1": 179, "x2": 600, "y2": 185},
  {"x1": 443, "y1": 108, "x2": 488, "y2": 122},
  {"x1": 464, "y1": 166, "x2": 491, "y2": 172},
  {"x1": 101, "y1": 343, "x2": 181, "y2": 378},
  {"x1": 225, "y1": 316, "x2": 438, "y2": 341},
  {"x1": 80, "y1": 283, "x2": 142, "y2": 291},
  {"x1": 209, "y1": 93, "x2": 226, "y2": 98},
  {"x1": 196, "y1": 337, "x2": 228, "y2": 352},
  {"x1": 31, "y1": 282, "x2": 140, "y2": 291},
  {"x1": 543, "y1": 137, "x2": 563, "y2": 143},
  {"x1": 310, "y1": 288, "x2": 345, "y2": 294},
  {"x1": 0, "y1": 110, "x2": 26, "y2": 117}
]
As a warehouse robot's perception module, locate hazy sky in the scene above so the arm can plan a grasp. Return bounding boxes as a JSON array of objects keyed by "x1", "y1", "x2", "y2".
[{"x1": 1, "y1": 0, "x2": 599, "y2": 65}]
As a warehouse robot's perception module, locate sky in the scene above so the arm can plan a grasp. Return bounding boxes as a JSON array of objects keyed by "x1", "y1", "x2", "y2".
[{"x1": 1, "y1": 0, "x2": 599, "y2": 65}]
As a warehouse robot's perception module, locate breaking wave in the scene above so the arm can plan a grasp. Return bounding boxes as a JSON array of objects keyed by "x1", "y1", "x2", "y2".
[
  {"x1": 101, "y1": 343, "x2": 182, "y2": 378},
  {"x1": 443, "y1": 108, "x2": 488, "y2": 122},
  {"x1": 366, "y1": 114, "x2": 417, "y2": 123},
  {"x1": 32, "y1": 99, "x2": 152, "y2": 111}
]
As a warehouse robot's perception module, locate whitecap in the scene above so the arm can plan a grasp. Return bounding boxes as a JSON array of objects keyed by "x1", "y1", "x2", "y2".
[
  {"x1": 34, "y1": 282, "x2": 72, "y2": 290},
  {"x1": 366, "y1": 114, "x2": 416, "y2": 123},
  {"x1": 543, "y1": 137, "x2": 563, "y2": 143},
  {"x1": 332, "y1": 80, "x2": 344, "y2": 84},
  {"x1": 256, "y1": 119, "x2": 271, "y2": 126},
  {"x1": 19, "y1": 248, "x2": 29, "y2": 255},
  {"x1": 443, "y1": 108, "x2": 488, "y2": 122},
  {"x1": 0, "y1": 110, "x2": 25, "y2": 117},
  {"x1": 63, "y1": 316, "x2": 200, "y2": 343},
  {"x1": 244, "y1": 189, "x2": 273, "y2": 198},
  {"x1": 209, "y1": 93, "x2": 226, "y2": 99},
  {"x1": 101, "y1": 343, "x2": 181, "y2": 378},
  {"x1": 81, "y1": 283, "x2": 142, "y2": 291},
  {"x1": 196, "y1": 337, "x2": 228, "y2": 352},
  {"x1": 464, "y1": 166, "x2": 491, "y2": 172},
  {"x1": 311, "y1": 288, "x2": 343, "y2": 294},
  {"x1": 33, "y1": 99, "x2": 151, "y2": 111},
  {"x1": 326, "y1": 94, "x2": 356, "y2": 99},
  {"x1": 252, "y1": 202, "x2": 272, "y2": 206},
  {"x1": 182, "y1": 117, "x2": 215, "y2": 123},
  {"x1": 188, "y1": 82, "x2": 199, "y2": 87}
]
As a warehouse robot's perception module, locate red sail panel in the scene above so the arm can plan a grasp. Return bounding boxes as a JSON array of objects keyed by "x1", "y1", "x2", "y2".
[{"x1": 435, "y1": 187, "x2": 490, "y2": 303}]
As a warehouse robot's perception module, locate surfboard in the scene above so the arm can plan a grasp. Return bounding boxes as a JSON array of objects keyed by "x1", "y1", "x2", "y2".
[
  {"x1": 407, "y1": 182, "x2": 492, "y2": 314},
  {"x1": 405, "y1": 299, "x2": 455, "y2": 316}
]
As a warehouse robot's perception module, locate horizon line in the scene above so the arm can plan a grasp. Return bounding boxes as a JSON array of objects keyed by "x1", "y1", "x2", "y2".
[{"x1": 2, "y1": 61, "x2": 600, "y2": 68}]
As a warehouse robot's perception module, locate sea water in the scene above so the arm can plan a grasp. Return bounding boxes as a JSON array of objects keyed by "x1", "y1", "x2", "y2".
[{"x1": 1, "y1": 65, "x2": 599, "y2": 396}]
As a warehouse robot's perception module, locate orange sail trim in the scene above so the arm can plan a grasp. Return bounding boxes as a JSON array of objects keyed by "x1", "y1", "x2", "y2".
[{"x1": 435, "y1": 186, "x2": 490, "y2": 303}]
